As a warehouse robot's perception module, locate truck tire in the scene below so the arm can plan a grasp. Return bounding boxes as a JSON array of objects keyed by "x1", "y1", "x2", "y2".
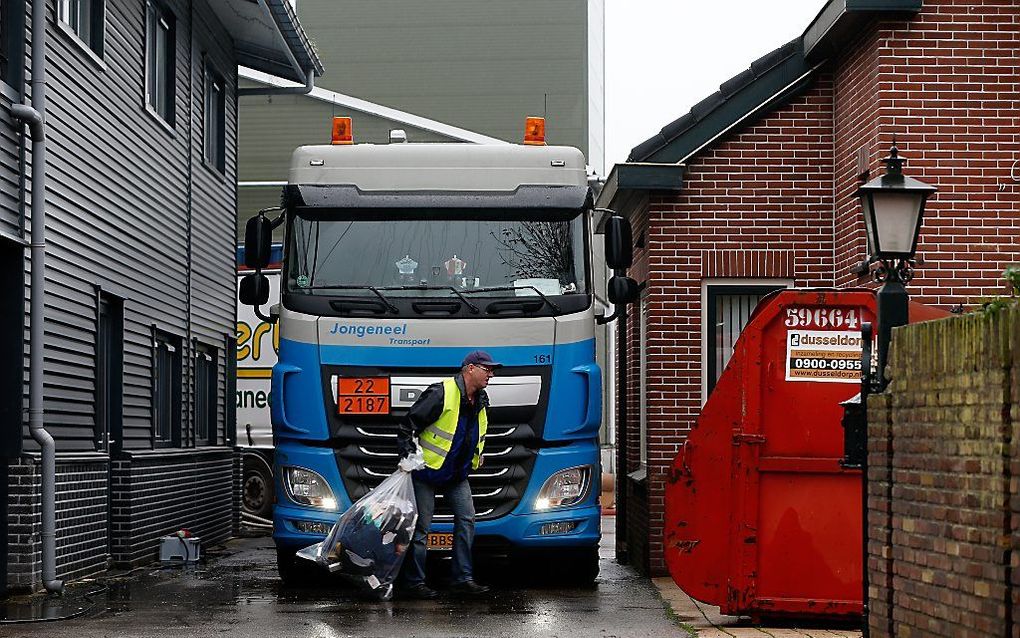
[
  {"x1": 276, "y1": 548, "x2": 313, "y2": 586},
  {"x1": 242, "y1": 453, "x2": 274, "y2": 520},
  {"x1": 559, "y1": 546, "x2": 600, "y2": 586}
]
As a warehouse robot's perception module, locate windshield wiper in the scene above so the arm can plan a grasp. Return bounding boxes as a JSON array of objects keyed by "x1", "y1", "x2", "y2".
[
  {"x1": 394, "y1": 285, "x2": 480, "y2": 314},
  {"x1": 304, "y1": 285, "x2": 399, "y2": 314},
  {"x1": 462, "y1": 285, "x2": 562, "y2": 314}
]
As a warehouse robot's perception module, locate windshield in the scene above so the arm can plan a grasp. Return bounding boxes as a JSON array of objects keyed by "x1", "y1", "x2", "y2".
[{"x1": 286, "y1": 212, "x2": 589, "y2": 298}]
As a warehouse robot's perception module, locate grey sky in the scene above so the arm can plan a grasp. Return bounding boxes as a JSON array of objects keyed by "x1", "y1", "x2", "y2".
[{"x1": 604, "y1": 0, "x2": 825, "y2": 168}]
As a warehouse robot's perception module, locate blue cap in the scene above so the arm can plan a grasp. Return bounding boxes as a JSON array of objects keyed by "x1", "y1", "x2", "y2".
[{"x1": 461, "y1": 350, "x2": 503, "y2": 368}]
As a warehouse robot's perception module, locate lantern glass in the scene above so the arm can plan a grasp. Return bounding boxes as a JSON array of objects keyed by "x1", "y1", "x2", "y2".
[
  {"x1": 861, "y1": 194, "x2": 875, "y2": 255},
  {"x1": 871, "y1": 191, "x2": 922, "y2": 257}
]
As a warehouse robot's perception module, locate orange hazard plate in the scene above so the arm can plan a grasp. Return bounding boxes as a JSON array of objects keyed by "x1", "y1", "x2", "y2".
[
  {"x1": 427, "y1": 532, "x2": 454, "y2": 551},
  {"x1": 337, "y1": 377, "x2": 390, "y2": 414}
]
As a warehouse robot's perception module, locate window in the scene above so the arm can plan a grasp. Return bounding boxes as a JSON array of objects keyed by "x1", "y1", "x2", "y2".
[
  {"x1": 1, "y1": 0, "x2": 26, "y2": 87},
  {"x1": 0, "y1": 0, "x2": 8, "y2": 84},
  {"x1": 194, "y1": 344, "x2": 217, "y2": 446},
  {"x1": 153, "y1": 330, "x2": 182, "y2": 447},
  {"x1": 705, "y1": 283, "x2": 787, "y2": 395},
  {"x1": 57, "y1": 0, "x2": 105, "y2": 57},
  {"x1": 96, "y1": 294, "x2": 123, "y2": 452},
  {"x1": 145, "y1": 1, "x2": 175, "y2": 124},
  {"x1": 203, "y1": 64, "x2": 225, "y2": 172}
]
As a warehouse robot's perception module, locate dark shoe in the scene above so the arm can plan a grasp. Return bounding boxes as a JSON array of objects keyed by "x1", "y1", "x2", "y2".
[
  {"x1": 450, "y1": 580, "x2": 490, "y2": 595},
  {"x1": 401, "y1": 583, "x2": 439, "y2": 600}
]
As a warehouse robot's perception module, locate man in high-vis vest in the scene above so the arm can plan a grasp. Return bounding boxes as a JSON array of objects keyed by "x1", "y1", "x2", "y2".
[{"x1": 396, "y1": 350, "x2": 500, "y2": 599}]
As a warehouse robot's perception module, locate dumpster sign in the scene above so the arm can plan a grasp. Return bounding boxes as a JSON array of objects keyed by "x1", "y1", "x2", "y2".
[{"x1": 783, "y1": 306, "x2": 864, "y2": 383}]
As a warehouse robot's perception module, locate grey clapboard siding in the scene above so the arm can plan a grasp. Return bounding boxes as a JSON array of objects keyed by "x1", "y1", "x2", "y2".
[
  {"x1": 3, "y1": 0, "x2": 237, "y2": 453},
  {"x1": 2, "y1": 0, "x2": 276, "y2": 588}
]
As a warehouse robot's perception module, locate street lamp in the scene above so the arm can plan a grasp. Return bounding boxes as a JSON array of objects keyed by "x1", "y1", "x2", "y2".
[
  {"x1": 856, "y1": 143, "x2": 936, "y2": 389},
  {"x1": 851, "y1": 142, "x2": 935, "y2": 638}
]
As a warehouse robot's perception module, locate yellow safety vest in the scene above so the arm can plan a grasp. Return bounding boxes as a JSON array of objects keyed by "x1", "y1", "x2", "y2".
[{"x1": 419, "y1": 378, "x2": 488, "y2": 471}]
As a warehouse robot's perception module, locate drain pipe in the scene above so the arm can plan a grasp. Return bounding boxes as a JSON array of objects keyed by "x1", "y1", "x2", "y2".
[
  {"x1": 237, "y1": 68, "x2": 315, "y2": 97},
  {"x1": 11, "y1": 0, "x2": 62, "y2": 595}
]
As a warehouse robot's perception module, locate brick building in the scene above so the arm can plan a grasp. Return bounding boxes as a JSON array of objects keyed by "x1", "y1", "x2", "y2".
[{"x1": 596, "y1": 0, "x2": 1020, "y2": 575}]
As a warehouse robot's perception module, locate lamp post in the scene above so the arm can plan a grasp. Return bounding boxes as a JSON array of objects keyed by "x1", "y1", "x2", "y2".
[
  {"x1": 853, "y1": 142, "x2": 935, "y2": 637},
  {"x1": 857, "y1": 143, "x2": 937, "y2": 389}
]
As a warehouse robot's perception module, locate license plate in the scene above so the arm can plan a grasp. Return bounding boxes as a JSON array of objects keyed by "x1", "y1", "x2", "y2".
[
  {"x1": 337, "y1": 377, "x2": 390, "y2": 414},
  {"x1": 426, "y1": 532, "x2": 454, "y2": 551}
]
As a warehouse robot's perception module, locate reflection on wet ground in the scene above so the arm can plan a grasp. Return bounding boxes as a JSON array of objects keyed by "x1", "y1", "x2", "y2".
[{"x1": 4, "y1": 518, "x2": 681, "y2": 637}]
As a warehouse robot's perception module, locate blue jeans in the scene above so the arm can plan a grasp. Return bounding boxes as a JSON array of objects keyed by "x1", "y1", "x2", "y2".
[{"x1": 402, "y1": 475, "x2": 475, "y2": 586}]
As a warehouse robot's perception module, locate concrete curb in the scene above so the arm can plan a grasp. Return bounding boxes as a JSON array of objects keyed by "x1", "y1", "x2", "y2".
[{"x1": 651, "y1": 577, "x2": 863, "y2": 638}]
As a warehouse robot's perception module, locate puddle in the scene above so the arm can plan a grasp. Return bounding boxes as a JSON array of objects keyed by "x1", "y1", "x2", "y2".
[{"x1": 0, "y1": 597, "x2": 91, "y2": 623}]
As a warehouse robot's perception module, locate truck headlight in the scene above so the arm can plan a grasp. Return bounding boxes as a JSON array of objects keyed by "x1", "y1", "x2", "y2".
[
  {"x1": 535, "y1": 465, "x2": 592, "y2": 510},
  {"x1": 283, "y1": 466, "x2": 338, "y2": 510}
]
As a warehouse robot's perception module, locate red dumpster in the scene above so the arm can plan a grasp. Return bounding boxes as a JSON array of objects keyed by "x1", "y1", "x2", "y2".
[{"x1": 664, "y1": 288, "x2": 946, "y2": 620}]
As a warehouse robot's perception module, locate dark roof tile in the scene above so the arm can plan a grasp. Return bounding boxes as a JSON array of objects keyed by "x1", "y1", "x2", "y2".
[
  {"x1": 690, "y1": 91, "x2": 726, "y2": 121},
  {"x1": 659, "y1": 113, "x2": 695, "y2": 140},
  {"x1": 628, "y1": 136, "x2": 667, "y2": 163},
  {"x1": 750, "y1": 41, "x2": 797, "y2": 76},
  {"x1": 719, "y1": 69, "x2": 756, "y2": 98},
  {"x1": 627, "y1": 38, "x2": 804, "y2": 162}
]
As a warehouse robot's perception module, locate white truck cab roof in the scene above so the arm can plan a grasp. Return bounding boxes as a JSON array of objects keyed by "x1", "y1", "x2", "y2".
[{"x1": 289, "y1": 143, "x2": 587, "y2": 192}]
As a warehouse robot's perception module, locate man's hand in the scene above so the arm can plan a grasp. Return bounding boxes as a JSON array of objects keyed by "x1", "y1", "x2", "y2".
[
  {"x1": 399, "y1": 448, "x2": 425, "y2": 473},
  {"x1": 397, "y1": 440, "x2": 417, "y2": 460}
]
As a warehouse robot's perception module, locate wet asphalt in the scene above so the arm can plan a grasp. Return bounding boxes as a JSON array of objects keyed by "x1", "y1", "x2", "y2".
[{"x1": 2, "y1": 518, "x2": 684, "y2": 638}]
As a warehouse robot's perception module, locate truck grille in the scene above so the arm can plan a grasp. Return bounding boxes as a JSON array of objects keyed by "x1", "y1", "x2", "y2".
[{"x1": 323, "y1": 366, "x2": 547, "y2": 522}]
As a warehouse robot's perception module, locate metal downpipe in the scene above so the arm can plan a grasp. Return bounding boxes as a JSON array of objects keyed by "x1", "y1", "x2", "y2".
[{"x1": 12, "y1": 0, "x2": 62, "y2": 595}]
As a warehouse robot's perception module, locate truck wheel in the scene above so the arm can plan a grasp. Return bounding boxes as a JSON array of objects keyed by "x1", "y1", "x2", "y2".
[
  {"x1": 242, "y1": 454, "x2": 274, "y2": 520},
  {"x1": 276, "y1": 548, "x2": 309, "y2": 586},
  {"x1": 559, "y1": 546, "x2": 600, "y2": 586}
]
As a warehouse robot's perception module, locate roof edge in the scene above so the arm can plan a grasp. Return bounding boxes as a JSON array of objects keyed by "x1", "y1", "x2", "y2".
[
  {"x1": 803, "y1": 0, "x2": 923, "y2": 61},
  {"x1": 629, "y1": 39, "x2": 812, "y2": 164},
  {"x1": 594, "y1": 163, "x2": 684, "y2": 225},
  {"x1": 264, "y1": 0, "x2": 324, "y2": 78},
  {"x1": 626, "y1": 0, "x2": 924, "y2": 166}
]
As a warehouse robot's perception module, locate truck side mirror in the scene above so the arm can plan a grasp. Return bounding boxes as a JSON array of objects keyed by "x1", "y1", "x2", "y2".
[
  {"x1": 239, "y1": 273, "x2": 270, "y2": 306},
  {"x1": 604, "y1": 215, "x2": 633, "y2": 270},
  {"x1": 608, "y1": 276, "x2": 639, "y2": 305},
  {"x1": 244, "y1": 216, "x2": 273, "y2": 269}
]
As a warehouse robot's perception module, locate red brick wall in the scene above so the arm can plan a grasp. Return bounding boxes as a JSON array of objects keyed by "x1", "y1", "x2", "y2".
[
  {"x1": 622, "y1": 0, "x2": 1020, "y2": 579},
  {"x1": 833, "y1": 25, "x2": 882, "y2": 287},
  {"x1": 834, "y1": 2, "x2": 1020, "y2": 300},
  {"x1": 624, "y1": 78, "x2": 839, "y2": 574}
]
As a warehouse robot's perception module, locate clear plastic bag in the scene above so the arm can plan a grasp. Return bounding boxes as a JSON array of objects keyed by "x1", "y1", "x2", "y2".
[{"x1": 297, "y1": 451, "x2": 423, "y2": 599}]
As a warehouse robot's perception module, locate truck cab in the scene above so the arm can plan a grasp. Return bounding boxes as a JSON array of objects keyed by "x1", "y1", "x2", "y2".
[{"x1": 239, "y1": 125, "x2": 636, "y2": 584}]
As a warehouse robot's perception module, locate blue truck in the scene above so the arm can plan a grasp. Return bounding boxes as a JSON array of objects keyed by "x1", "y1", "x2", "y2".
[{"x1": 238, "y1": 122, "x2": 636, "y2": 584}]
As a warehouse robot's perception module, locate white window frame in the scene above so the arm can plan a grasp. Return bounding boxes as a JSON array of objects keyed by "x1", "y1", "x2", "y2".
[
  {"x1": 193, "y1": 343, "x2": 217, "y2": 446},
  {"x1": 203, "y1": 62, "x2": 225, "y2": 173},
  {"x1": 57, "y1": 0, "x2": 104, "y2": 57},
  {"x1": 700, "y1": 278, "x2": 792, "y2": 405},
  {"x1": 152, "y1": 333, "x2": 180, "y2": 448},
  {"x1": 145, "y1": 1, "x2": 175, "y2": 125}
]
